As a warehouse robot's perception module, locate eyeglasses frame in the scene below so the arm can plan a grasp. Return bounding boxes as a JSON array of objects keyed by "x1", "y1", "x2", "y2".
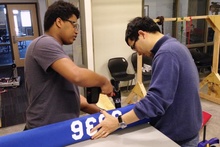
[
  {"x1": 64, "y1": 19, "x2": 79, "y2": 30},
  {"x1": 131, "y1": 38, "x2": 138, "y2": 50}
]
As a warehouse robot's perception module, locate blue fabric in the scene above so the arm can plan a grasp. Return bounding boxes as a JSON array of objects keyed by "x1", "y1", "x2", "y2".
[
  {"x1": 179, "y1": 134, "x2": 199, "y2": 147},
  {"x1": 0, "y1": 104, "x2": 149, "y2": 147},
  {"x1": 133, "y1": 35, "x2": 202, "y2": 142}
]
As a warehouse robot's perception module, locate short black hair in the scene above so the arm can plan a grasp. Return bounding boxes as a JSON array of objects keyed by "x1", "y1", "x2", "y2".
[
  {"x1": 125, "y1": 16, "x2": 161, "y2": 45},
  {"x1": 44, "y1": 0, "x2": 80, "y2": 31}
]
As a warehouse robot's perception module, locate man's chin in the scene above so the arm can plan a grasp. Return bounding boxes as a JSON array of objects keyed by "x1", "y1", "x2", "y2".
[{"x1": 64, "y1": 41, "x2": 74, "y2": 45}]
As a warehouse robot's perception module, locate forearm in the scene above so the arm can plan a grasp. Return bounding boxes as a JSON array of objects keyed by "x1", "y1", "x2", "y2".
[
  {"x1": 81, "y1": 104, "x2": 100, "y2": 114},
  {"x1": 80, "y1": 95, "x2": 100, "y2": 114},
  {"x1": 74, "y1": 68, "x2": 108, "y2": 87},
  {"x1": 52, "y1": 58, "x2": 108, "y2": 87},
  {"x1": 90, "y1": 109, "x2": 141, "y2": 140},
  {"x1": 121, "y1": 110, "x2": 140, "y2": 125}
]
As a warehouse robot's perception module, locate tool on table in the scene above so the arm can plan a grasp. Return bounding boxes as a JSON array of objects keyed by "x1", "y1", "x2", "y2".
[{"x1": 198, "y1": 125, "x2": 219, "y2": 147}]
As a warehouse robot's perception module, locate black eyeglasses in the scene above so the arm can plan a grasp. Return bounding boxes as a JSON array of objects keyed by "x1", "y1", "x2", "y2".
[
  {"x1": 65, "y1": 20, "x2": 79, "y2": 30},
  {"x1": 131, "y1": 39, "x2": 138, "y2": 50}
]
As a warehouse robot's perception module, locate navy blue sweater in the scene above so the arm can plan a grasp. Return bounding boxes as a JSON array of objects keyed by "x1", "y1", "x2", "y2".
[{"x1": 133, "y1": 35, "x2": 202, "y2": 142}]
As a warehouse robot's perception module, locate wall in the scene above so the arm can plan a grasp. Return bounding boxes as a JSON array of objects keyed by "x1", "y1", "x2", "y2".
[
  {"x1": 91, "y1": 0, "x2": 142, "y2": 84},
  {"x1": 37, "y1": 0, "x2": 46, "y2": 35},
  {"x1": 144, "y1": 0, "x2": 175, "y2": 36},
  {"x1": 80, "y1": 0, "x2": 94, "y2": 70}
]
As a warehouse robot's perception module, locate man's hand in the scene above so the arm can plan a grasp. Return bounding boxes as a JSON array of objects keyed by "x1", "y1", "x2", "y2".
[
  {"x1": 101, "y1": 80, "x2": 114, "y2": 97},
  {"x1": 91, "y1": 110, "x2": 119, "y2": 139}
]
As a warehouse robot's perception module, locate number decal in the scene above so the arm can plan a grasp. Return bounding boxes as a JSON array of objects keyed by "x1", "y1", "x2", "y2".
[
  {"x1": 71, "y1": 110, "x2": 124, "y2": 140},
  {"x1": 98, "y1": 114, "x2": 105, "y2": 123},
  {"x1": 71, "y1": 120, "x2": 83, "y2": 140},
  {"x1": 85, "y1": 117, "x2": 97, "y2": 136},
  {"x1": 111, "y1": 110, "x2": 122, "y2": 117}
]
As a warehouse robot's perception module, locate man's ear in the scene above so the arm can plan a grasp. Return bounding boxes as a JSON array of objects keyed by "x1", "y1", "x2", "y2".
[
  {"x1": 138, "y1": 30, "x2": 146, "y2": 39},
  {"x1": 55, "y1": 17, "x2": 63, "y2": 28}
]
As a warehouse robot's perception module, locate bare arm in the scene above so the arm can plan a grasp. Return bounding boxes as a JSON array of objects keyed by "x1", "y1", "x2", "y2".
[
  {"x1": 51, "y1": 58, "x2": 113, "y2": 95},
  {"x1": 91, "y1": 109, "x2": 140, "y2": 139},
  {"x1": 80, "y1": 95, "x2": 100, "y2": 114}
]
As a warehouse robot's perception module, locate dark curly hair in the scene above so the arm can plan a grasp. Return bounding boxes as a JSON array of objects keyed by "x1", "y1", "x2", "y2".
[
  {"x1": 125, "y1": 16, "x2": 160, "y2": 45},
  {"x1": 44, "y1": 0, "x2": 80, "y2": 31}
]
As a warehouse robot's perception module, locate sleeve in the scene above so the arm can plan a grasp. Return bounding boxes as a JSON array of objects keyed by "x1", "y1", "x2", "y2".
[
  {"x1": 133, "y1": 51, "x2": 180, "y2": 119},
  {"x1": 33, "y1": 37, "x2": 69, "y2": 72}
]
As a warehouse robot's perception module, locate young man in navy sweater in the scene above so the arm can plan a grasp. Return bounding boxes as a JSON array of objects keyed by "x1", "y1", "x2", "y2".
[{"x1": 91, "y1": 16, "x2": 202, "y2": 147}]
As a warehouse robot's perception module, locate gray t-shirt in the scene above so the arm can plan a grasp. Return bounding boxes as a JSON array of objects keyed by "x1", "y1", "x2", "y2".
[{"x1": 25, "y1": 34, "x2": 80, "y2": 129}]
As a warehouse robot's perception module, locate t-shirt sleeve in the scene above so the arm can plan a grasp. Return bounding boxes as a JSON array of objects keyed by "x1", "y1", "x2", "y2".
[{"x1": 32, "y1": 37, "x2": 69, "y2": 72}]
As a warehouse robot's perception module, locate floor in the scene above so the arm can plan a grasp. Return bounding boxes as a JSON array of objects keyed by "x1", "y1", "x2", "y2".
[
  {"x1": 0, "y1": 67, "x2": 27, "y2": 128},
  {"x1": 0, "y1": 73, "x2": 220, "y2": 146}
]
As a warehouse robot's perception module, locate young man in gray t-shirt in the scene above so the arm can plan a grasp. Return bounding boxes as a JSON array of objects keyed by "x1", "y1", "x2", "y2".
[{"x1": 24, "y1": 1, "x2": 113, "y2": 129}]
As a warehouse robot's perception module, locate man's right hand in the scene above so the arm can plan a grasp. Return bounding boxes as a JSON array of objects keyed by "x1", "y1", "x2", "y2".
[{"x1": 101, "y1": 79, "x2": 114, "y2": 97}]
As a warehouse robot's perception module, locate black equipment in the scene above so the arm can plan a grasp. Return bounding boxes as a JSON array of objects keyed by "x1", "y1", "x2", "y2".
[{"x1": 86, "y1": 79, "x2": 122, "y2": 109}]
